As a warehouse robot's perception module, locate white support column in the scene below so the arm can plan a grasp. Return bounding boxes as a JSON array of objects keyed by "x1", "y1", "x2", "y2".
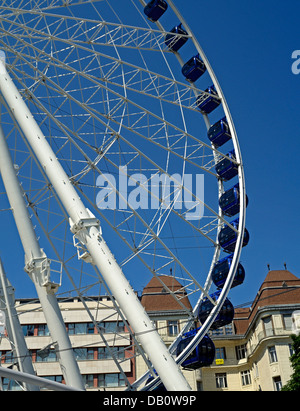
[
  {"x1": 0, "y1": 54, "x2": 191, "y2": 391},
  {"x1": 0, "y1": 259, "x2": 39, "y2": 391},
  {"x1": 0, "y1": 122, "x2": 85, "y2": 390},
  {"x1": 0, "y1": 366, "x2": 82, "y2": 391}
]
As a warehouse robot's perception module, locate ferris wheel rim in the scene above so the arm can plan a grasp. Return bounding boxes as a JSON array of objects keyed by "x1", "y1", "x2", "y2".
[
  {"x1": 0, "y1": 0, "x2": 247, "y2": 391},
  {"x1": 128, "y1": 0, "x2": 247, "y2": 390}
]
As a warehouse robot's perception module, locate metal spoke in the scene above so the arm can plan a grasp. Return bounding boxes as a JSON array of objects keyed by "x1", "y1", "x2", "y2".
[{"x1": 0, "y1": 0, "x2": 247, "y2": 391}]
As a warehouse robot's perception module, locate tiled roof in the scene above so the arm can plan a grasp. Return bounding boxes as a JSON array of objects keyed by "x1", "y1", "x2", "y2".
[
  {"x1": 234, "y1": 270, "x2": 300, "y2": 335},
  {"x1": 140, "y1": 275, "x2": 192, "y2": 313}
]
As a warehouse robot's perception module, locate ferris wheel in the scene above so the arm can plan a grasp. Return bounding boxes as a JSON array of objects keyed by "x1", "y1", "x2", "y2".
[{"x1": 0, "y1": 0, "x2": 249, "y2": 391}]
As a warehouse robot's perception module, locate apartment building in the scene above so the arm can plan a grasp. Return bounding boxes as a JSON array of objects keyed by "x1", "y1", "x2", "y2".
[
  {"x1": 0, "y1": 274, "x2": 199, "y2": 391},
  {"x1": 0, "y1": 295, "x2": 135, "y2": 391},
  {"x1": 199, "y1": 269, "x2": 300, "y2": 391},
  {"x1": 0, "y1": 269, "x2": 299, "y2": 391},
  {"x1": 138, "y1": 270, "x2": 300, "y2": 391}
]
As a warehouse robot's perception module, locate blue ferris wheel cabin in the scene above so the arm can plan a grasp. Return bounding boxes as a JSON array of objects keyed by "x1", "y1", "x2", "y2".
[
  {"x1": 208, "y1": 116, "x2": 232, "y2": 148},
  {"x1": 198, "y1": 291, "x2": 235, "y2": 330},
  {"x1": 181, "y1": 54, "x2": 206, "y2": 82},
  {"x1": 219, "y1": 183, "x2": 249, "y2": 218},
  {"x1": 143, "y1": 0, "x2": 249, "y2": 380},
  {"x1": 218, "y1": 218, "x2": 250, "y2": 254},
  {"x1": 165, "y1": 23, "x2": 189, "y2": 52},
  {"x1": 196, "y1": 85, "x2": 221, "y2": 114},
  {"x1": 176, "y1": 331, "x2": 215, "y2": 370},
  {"x1": 144, "y1": 0, "x2": 168, "y2": 22},
  {"x1": 212, "y1": 254, "x2": 245, "y2": 289},
  {"x1": 215, "y1": 150, "x2": 239, "y2": 181}
]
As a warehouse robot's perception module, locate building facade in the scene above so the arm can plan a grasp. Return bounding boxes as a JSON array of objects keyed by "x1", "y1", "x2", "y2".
[
  {"x1": 0, "y1": 269, "x2": 299, "y2": 391},
  {"x1": 0, "y1": 296, "x2": 135, "y2": 391},
  {"x1": 139, "y1": 275, "x2": 198, "y2": 390},
  {"x1": 200, "y1": 269, "x2": 300, "y2": 391}
]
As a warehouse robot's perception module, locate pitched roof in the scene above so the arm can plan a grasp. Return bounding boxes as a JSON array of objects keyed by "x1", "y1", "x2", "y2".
[
  {"x1": 140, "y1": 275, "x2": 192, "y2": 313},
  {"x1": 234, "y1": 269, "x2": 300, "y2": 335},
  {"x1": 251, "y1": 270, "x2": 300, "y2": 309},
  {"x1": 260, "y1": 269, "x2": 300, "y2": 287}
]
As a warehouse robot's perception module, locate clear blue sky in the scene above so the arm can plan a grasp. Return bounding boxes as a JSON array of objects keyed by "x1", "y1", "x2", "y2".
[
  {"x1": 175, "y1": 0, "x2": 300, "y2": 306},
  {"x1": 0, "y1": 0, "x2": 299, "y2": 309}
]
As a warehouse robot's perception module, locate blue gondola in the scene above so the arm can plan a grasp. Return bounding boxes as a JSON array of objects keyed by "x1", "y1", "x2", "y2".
[
  {"x1": 165, "y1": 23, "x2": 188, "y2": 52},
  {"x1": 196, "y1": 85, "x2": 221, "y2": 114},
  {"x1": 219, "y1": 183, "x2": 249, "y2": 217},
  {"x1": 198, "y1": 291, "x2": 234, "y2": 330},
  {"x1": 182, "y1": 54, "x2": 206, "y2": 82},
  {"x1": 218, "y1": 218, "x2": 250, "y2": 253},
  {"x1": 144, "y1": 0, "x2": 168, "y2": 22},
  {"x1": 212, "y1": 254, "x2": 245, "y2": 289},
  {"x1": 215, "y1": 150, "x2": 238, "y2": 181},
  {"x1": 176, "y1": 330, "x2": 215, "y2": 370},
  {"x1": 208, "y1": 116, "x2": 231, "y2": 148}
]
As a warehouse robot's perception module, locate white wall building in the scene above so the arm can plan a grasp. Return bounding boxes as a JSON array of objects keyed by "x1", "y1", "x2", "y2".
[{"x1": 0, "y1": 269, "x2": 299, "y2": 391}]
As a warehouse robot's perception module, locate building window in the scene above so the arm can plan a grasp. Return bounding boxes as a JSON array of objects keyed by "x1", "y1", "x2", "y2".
[
  {"x1": 98, "y1": 373, "x2": 125, "y2": 388},
  {"x1": 72, "y1": 348, "x2": 94, "y2": 361},
  {"x1": 98, "y1": 347, "x2": 107, "y2": 360},
  {"x1": 263, "y1": 316, "x2": 273, "y2": 337},
  {"x1": 236, "y1": 344, "x2": 247, "y2": 360},
  {"x1": 282, "y1": 314, "x2": 292, "y2": 330},
  {"x1": 211, "y1": 323, "x2": 234, "y2": 337},
  {"x1": 37, "y1": 324, "x2": 50, "y2": 336},
  {"x1": 268, "y1": 346, "x2": 278, "y2": 363},
  {"x1": 273, "y1": 376, "x2": 282, "y2": 391},
  {"x1": 22, "y1": 325, "x2": 35, "y2": 337},
  {"x1": 36, "y1": 348, "x2": 57, "y2": 362},
  {"x1": 241, "y1": 370, "x2": 252, "y2": 386},
  {"x1": 215, "y1": 347, "x2": 226, "y2": 361},
  {"x1": 43, "y1": 375, "x2": 63, "y2": 384},
  {"x1": 98, "y1": 321, "x2": 125, "y2": 333},
  {"x1": 87, "y1": 323, "x2": 95, "y2": 334},
  {"x1": 1, "y1": 351, "x2": 13, "y2": 364},
  {"x1": 83, "y1": 374, "x2": 95, "y2": 388},
  {"x1": 215, "y1": 373, "x2": 227, "y2": 389},
  {"x1": 87, "y1": 348, "x2": 95, "y2": 360},
  {"x1": 168, "y1": 321, "x2": 179, "y2": 336},
  {"x1": 224, "y1": 323, "x2": 234, "y2": 335},
  {"x1": 67, "y1": 323, "x2": 95, "y2": 335},
  {"x1": 211, "y1": 328, "x2": 224, "y2": 337},
  {"x1": 74, "y1": 348, "x2": 88, "y2": 361},
  {"x1": 97, "y1": 346, "x2": 125, "y2": 360}
]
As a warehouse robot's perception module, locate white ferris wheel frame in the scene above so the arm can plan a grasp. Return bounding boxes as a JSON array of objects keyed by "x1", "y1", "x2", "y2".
[{"x1": 0, "y1": 0, "x2": 246, "y2": 392}]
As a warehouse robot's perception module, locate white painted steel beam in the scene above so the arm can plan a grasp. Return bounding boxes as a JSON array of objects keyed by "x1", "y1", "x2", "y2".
[
  {"x1": 0, "y1": 54, "x2": 191, "y2": 391},
  {"x1": 0, "y1": 113, "x2": 85, "y2": 390},
  {"x1": 0, "y1": 366, "x2": 83, "y2": 391},
  {"x1": 0, "y1": 259, "x2": 39, "y2": 391}
]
